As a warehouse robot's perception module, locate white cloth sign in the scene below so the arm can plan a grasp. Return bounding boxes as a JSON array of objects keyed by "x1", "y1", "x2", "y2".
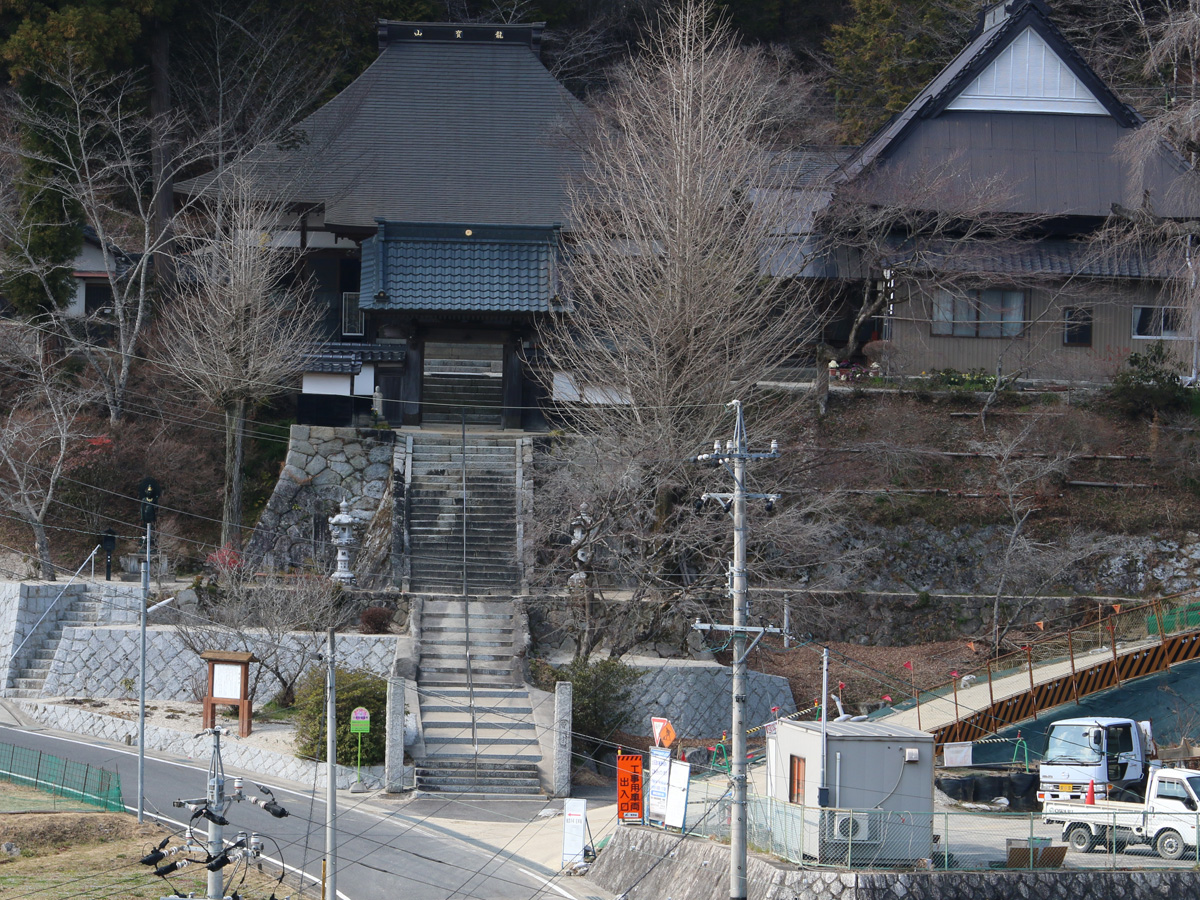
[{"x1": 561, "y1": 798, "x2": 588, "y2": 867}]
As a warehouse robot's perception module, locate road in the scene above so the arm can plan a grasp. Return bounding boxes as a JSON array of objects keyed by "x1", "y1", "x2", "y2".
[{"x1": 0, "y1": 724, "x2": 604, "y2": 900}]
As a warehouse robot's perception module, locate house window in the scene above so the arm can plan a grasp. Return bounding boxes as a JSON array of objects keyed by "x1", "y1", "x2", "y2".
[
  {"x1": 1133, "y1": 306, "x2": 1186, "y2": 339},
  {"x1": 1063, "y1": 307, "x2": 1092, "y2": 347},
  {"x1": 788, "y1": 755, "x2": 805, "y2": 804},
  {"x1": 932, "y1": 289, "x2": 1025, "y2": 338},
  {"x1": 342, "y1": 292, "x2": 363, "y2": 337}
]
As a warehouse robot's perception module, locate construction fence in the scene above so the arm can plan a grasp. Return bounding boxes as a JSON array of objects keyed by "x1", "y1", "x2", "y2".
[
  {"x1": 0, "y1": 741, "x2": 124, "y2": 813},
  {"x1": 678, "y1": 778, "x2": 1200, "y2": 872}
]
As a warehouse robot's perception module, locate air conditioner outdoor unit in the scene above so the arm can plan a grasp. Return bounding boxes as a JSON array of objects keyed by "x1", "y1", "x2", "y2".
[{"x1": 833, "y1": 813, "x2": 872, "y2": 842}]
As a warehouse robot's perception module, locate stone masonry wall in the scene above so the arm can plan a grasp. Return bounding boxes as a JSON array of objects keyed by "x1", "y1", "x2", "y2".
[
  {"x1": 630, "y1": 663, "x2": 795, "y2": 739},
  {"x1": 0, "y1": 582, "x2": 89, "y2": 693},
  {"x1": 245, "y1": 425, "x2": 395, "y2": 575},
  {"x1": 14, "y1": 700, "x2": 394, "y2": 791},
  {"x1": 41, "y1": 626, "x2": 396, "y2": 702},
  {"x1": 588, "y1": 826, "x2": 1200, "y2": 900}
]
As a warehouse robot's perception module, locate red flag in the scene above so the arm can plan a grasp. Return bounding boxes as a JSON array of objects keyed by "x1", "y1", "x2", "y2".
[
  {"x1": 882, "y1": 695, "x2": 893, "y2": 703},
  {"x1": 1113, "y1": 604, "x2": 1122, "y2": 614},
  {"x1": 967, "y1": 641, "x2": 977, "y2": 652},
  {"x1": 1036, "y1": 621, "x2": 1044, "y2": 630},
  {"x1": 950, "y1": 670, "x2": 959, "y2": 678},
  {"x1": 903, "y1": 661, "x2": 913, "y2": 671},
  {"x1": 838, "y1": 681, "x2": 846, "y2": 692}
]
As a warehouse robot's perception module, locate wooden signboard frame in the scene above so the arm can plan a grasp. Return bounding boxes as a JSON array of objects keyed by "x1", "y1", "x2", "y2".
[{"x1": 201, "y1": 650, "x2": 257, "y2": 737}]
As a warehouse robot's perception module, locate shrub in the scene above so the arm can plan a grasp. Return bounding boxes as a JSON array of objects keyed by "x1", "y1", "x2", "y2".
[
  {"x1": 540, "y1": 656, "x2": 643, "y2": 757},
  {"x1": 294, "y1": 667, "x2": 388, "y2": 766},
  {"x1": 359, "y1": 606, "x2": 394, "y2": 634},
  {"x1": 1110, "y1": 340, "x2": 1190, "y2": 417}
]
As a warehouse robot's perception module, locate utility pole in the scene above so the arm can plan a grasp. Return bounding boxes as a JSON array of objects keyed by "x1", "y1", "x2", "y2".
[
  {"x1": 206, "y1": 729, "x2": 226, "y2": 900},
  {"x1": 137, "y1": 476, "x2": 160, "y2": 825},
  {"x1": 693, "y1": 400, "x2": 779, "y2": 900},
  {"x1": 325, "y1": 628, "x2": 337, "y2": 900}
]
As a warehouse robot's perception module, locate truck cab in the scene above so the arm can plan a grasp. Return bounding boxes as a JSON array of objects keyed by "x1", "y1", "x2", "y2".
[{"x1": 1038, "y1": 716, "x2": 1153, "y2": 803}]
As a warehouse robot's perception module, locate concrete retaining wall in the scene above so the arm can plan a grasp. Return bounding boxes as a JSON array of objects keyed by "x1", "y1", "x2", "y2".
[
  {"x1": 587, "y1": 826, "x2": 1200, "y2": 900},
  {"x1": 14, "y1": 700, "x2": 396, "y2": 791},
  {"x1": 630, "y1": 663, "x2": 795, "y2": 738},
  {"x1": 41, "y1": 626, "x2": 396, "y2": 703}
]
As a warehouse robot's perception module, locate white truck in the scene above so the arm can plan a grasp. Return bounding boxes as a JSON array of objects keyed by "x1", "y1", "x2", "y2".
[
  {"x1": 1038, "y1": 716, "x2": 1156, "y2": 803},
  {"x1": 1043, "y1": 767, "x2": 1200, "y2": 860}
]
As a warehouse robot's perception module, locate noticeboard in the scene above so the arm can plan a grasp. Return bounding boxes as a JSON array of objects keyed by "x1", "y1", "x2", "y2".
[
  {"x1": 350, "y1": 707, "x2": 371, "y2": 734},
  {"x1": 616, "y1": 753, "x2": 644, "y2": 823}
]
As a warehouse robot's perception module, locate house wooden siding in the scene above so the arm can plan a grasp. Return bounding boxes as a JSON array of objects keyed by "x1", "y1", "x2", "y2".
[{"x1": 887, "y1": 280, "x2": 1192, "y2": 380}]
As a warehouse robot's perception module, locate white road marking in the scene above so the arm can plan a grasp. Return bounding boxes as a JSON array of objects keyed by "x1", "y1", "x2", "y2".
[{"x1": 518, "y1": 866, "x2": 580, "y2": 900}]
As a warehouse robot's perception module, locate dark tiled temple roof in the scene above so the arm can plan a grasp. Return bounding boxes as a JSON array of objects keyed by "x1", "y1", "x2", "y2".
[
  {"x1": 305, "y1": 342, "x2": 408, "y2": 373},
  {"x1": 181, "y1": 23, "x2": 585, "y2": 231},
  {"x1": 360, "y1": 222, "x2": 557, "y2": 313}
]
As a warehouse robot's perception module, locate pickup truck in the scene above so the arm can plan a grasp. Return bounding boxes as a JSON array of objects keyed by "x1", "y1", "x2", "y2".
[{"x1": 1043, "y1": 767, "x2": 1200, "y2": 859}]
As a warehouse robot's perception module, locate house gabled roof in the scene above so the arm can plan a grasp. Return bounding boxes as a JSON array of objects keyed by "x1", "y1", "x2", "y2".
[
  {"x1": 835, "y1": 0, "x2": 1195, "y2": 220},
  {"x1": 848, "y1": 0, "x2": 1139, "y2": 177},
  {"x1": 181, "y1": 22, "x2": 586, "y2": 232}
]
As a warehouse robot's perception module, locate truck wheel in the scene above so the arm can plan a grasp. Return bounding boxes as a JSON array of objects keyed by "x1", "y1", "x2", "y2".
[
  {"x1": 1156, "y1": 829, "x2": 1186, "y2": 861},
  {"x1": 1067, "y1": 825, "x2": 1097, "y2": 853}
]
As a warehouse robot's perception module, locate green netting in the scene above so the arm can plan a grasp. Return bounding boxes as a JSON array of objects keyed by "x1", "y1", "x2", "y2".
[{"x1": 0, "y1": 741, "x2": 123, "y2": 812}]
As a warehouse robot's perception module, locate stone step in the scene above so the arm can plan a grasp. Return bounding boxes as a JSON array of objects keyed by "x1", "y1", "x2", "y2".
[
  {"x1": 421, "y1": 648, "x2": 513, "y2": 662},
  {"x1": 5, "y1": 688, "x2": 42, "y2": 699},
  {"x1": 12, "y1": 678, "x2": 45, "y2": 690},
  {"x1": 421, "y1": 719, "x2": 537, "y2": 733},
  {"x1": 419, "y1": 704, "x2": 535, "y2": 716},
  {"x1": 420, "y1": 665, "x2": 513, "y2": 678},
  {"x1": 414, "y1": 777, "x2": 542, "y2": 792},
  {"x1": 56, "y1": 619, "x2": 96, "y2": 627},
  {"x1": 18, "y1": 666, "x2": 51, "y2": 679},
  {"x1": 421, "y1": 639, "x2": 513, "y2": 650},
  {"x1": 32, "y1": 649, "x2": 57, "y2": 662}
]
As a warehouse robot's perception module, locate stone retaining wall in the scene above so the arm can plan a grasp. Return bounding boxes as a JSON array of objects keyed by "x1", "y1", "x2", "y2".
[
  {"x1": 0, "y1": 582, "x2": 89, "y2": 693},
  {"x1": 41, "y1": 626, "x2": 396, "y2": 703},
  {"x1": 14, "y1": 700, "x2": 394, "y2": 791},
  {"x1": 630, "y1": 663, "x2": 795, "y2": 738},
  {"x1": 587, "y1": 826, "x2": 1200, "y2": 900},
  {"x1": 245, "y1": 425, "x2": 395, "y2": 575}
]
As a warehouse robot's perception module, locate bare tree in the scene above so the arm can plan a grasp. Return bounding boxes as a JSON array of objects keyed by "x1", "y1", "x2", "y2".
[
  {"x1": 156, "y1": 169, "x2": 324, "y2": 551},
  {"x1": 965, "y1": 418, "x2": 1118, "y2": 652},
  {"x1": 0, "y1": 56, "x2": 213, "y2": 423},
  {"x1": 174, "y1": 562, "x2": 346, "y2": 707},
  {"x1": 816, "y1": 155, "x2": 1041, "y2": 362},
  {"x1": 531, "y1": 0, "x2": 837, "y2": 655},
  {"x1": 0, "y1": 322, "x2": 97, "y2": 579}
]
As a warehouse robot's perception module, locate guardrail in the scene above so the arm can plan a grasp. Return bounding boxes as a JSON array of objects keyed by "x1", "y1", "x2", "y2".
[{"x1": 887, "y1": 594, "x2": 1200, "y2": 748}]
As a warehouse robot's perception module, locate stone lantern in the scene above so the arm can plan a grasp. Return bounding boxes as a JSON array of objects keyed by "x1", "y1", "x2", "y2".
[{"x1": 328, "y1": 500, "x2": 358, "y2": 585}]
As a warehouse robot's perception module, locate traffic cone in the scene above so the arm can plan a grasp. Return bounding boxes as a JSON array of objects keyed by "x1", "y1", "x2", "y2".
[{"x1": 1085, "y1": 780, "x2": 1096, "y2": 805}]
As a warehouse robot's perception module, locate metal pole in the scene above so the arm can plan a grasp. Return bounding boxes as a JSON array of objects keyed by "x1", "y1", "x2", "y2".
[
  {"x1": 326, "y1": 628, "x2": 337, "y2": 900},
  {"x1": 783, "y1": 596, "x2": 790, "y2": 649},
  {"x1": 462, "y1": 411, "x2": 468, "y2": 597},
  {"x1": 138, "y1": 521, "x2": 149, "y2": 824},
  {"x1": 730, "y1": 442, "x2": 747, "y2": 900},
  {"x1": 207, "y1": 729, "x2": 224, "y2": 900},
  {"x1": 819, "y1": 647, "x2": 829, "y2": 806}
]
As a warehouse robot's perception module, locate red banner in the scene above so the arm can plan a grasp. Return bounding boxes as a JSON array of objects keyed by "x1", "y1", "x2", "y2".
[{"x1": 616, "y1": 753, "x2": 644, "y2": 823}]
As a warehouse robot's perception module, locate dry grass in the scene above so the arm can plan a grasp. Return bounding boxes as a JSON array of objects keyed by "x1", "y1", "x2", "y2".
[{"x1": 0, "y1": 812, "x2": 294, "y2": 900}]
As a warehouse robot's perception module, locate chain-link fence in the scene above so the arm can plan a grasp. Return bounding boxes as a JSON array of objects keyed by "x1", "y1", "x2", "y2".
[
  {"x1": 0, "y1": 741, "x2": 123, "y2": 812},
  {"x1": 678, "y1": 777, "x2": 1200, "y2": 871}
]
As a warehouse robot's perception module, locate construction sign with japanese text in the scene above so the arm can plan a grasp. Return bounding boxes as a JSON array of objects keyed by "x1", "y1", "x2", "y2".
[{"x1": 616, "y1": 753, "x2": 643, "y2": 823}]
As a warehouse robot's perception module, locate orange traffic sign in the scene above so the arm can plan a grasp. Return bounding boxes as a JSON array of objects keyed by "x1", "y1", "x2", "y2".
[{"x1": 651, "y1": 717, "x2": 676, "y2": 748}]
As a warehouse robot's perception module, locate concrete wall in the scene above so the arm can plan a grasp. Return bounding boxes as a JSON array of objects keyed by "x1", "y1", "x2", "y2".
[
  {"x1": 629, "y1": 662, "x2": 795, "y2": 739},
  {"x1": 587, "y1": 826, "x2": 1200, "y2": 900},
  {"x1": 41, "y1": 625, "x2": 396, "y2": 703},
  {"x1": 15, "y1": 700, "x2": 395, "y2": 791}
]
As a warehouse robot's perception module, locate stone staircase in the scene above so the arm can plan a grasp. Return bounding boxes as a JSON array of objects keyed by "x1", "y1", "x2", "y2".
[
  {"x1": 6, "y1": 594, "x2": 103, "y2": 699},
  {"x1": 403, "y1": 436, "x2": 524, "y2": 595},
  {"x1": 414, "y1": 596, "x2": 543, "y2": 796},
  {"x1": 422, "y1": 343, "x2": 504, "y2": 427}
]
